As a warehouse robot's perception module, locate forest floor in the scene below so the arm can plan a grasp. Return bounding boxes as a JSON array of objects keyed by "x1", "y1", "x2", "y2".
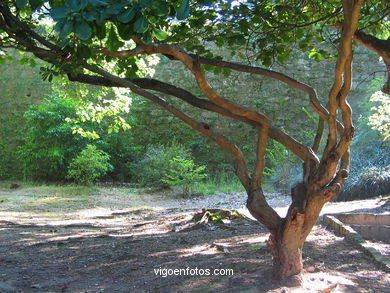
[{"x1": 0, "y1": 185, "x2": 389, "y2": 293}]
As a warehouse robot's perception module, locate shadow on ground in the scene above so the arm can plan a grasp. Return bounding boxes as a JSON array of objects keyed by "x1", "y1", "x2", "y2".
[{"x1": 0, "y1": 208, "x2": 389, "y2": 293}]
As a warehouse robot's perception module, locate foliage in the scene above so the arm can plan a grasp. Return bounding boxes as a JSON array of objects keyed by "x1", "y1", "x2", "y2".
[
  {"x1": 129, "y1": 143, "x2": 190, "y2": 187},
  {"x1": 67, "y1": 144, "x2": 112, "y2": 185},
  {"x1": 17, "y1": 94, "x2": 88, "y2": 181},
  {"x1": 161, "y1": 157, "x2": 207, "y2": 197},
  {"x1": 15, "y1": 81, "x2": 140, "y2": 182},
  {"x1": 369, "y1": 90, "x2": 390, "y2": 141},
  {"x1": 338, "y1": 165, "x2": 390, "y2": 201},
  {"x1": 337, "y1": 75, "x2": 390, "y2": 201},
  {"x1": 0, "y1": 51, "x2": 51, "y2": 179},
  {"x1": 267, "y1": 140, "x2": 296, "y2": 192}
]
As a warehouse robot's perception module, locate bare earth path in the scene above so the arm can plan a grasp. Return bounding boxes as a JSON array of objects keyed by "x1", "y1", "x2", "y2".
[{"x1": 0, "y1": 186, "x2": 389, "y2": 293}]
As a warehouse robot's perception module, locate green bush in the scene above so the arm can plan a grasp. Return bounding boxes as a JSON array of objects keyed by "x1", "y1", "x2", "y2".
[
  {"x1": 338, "y1": 165, "x2": 390, "y2": 201},
  {"x1": 129, "y1": 143, "x2": 190, "y2": 187},
  {"x1": 67, "y1": 144, "x2": 113, "y2": 185},
  {"x1": 162, "y1": 157, "x2": 207, "y2": 197},
  {"x1": 17, "y1": 93, "x2": 138, "y2": 182},
  {"x1": 17, "y1": 95, "x2": 87, "y2": 181}
]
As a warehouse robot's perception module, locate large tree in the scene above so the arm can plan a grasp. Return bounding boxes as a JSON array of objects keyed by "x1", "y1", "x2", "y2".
[{"x1": 0, "y1": 0, "x2": 388, "y2": 281}]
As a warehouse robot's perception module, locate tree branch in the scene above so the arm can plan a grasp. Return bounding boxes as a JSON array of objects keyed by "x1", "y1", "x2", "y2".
[
  {"x1": 132, "y1": 37, "x2": 272, "y2": 129},
  {"x1": 334, "y1": 20, "x2": 390, "y2": 94},
  {"x1": 251, "y1": 126, "x2": 268, "y2": 189},
  {"x1": 0, "y1": 4, "x2": 59, "y2": 51},
  {"x1": 98, "y1": 45, "x2": 333, "y2": 128},
  {"x1": 68, "y1": 73, "x2": 316, "y2": 163},
  {"x1": 82, "y1": 64, "x2": 252, "y2": 189}
]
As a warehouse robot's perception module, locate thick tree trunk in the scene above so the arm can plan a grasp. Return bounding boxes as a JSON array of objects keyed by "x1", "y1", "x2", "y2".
[
  {"x1": 268, "y1": 229, "x2": 304, "y2": 281},
  {"x1": 246, "y1": 187, "x2": 306, "y2": 281},
  {"x1": 247, "y1": 185, "x2": 324, "y2": 282}
]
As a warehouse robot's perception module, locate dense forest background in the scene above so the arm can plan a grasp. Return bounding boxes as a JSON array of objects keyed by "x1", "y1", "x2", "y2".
[{"x1": 0, "y1": 43, "x2": 389, "y2": 200}]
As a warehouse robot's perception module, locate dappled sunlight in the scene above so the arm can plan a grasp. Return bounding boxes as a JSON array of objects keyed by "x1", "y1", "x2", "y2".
[
  {"x1": 240, "y1": 235, "x2": 269, "y2": 243},
  {"x1": 29, "y1": 195, "x2": 77, "y2": 205},
  {"x1": 301, "y1": 271, "x2": 356, "y2": 292},
  {"x1": 321, "y1": 197, "x2": 389, "y2": 215},
  {"x1": 0, "y1": 186, "x2": 389, "y2": 292},
  {"x1": 180, "y1": 243, "x2": 221, "y2": 257},
  {"x1": 1, "y1": 206, "x2": 389, "y2": 292}
]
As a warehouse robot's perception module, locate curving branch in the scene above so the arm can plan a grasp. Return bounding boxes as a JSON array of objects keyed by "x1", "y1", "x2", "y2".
[
  {"x1": 0, "y1": 5, "x2": 59, "y2": 51},
  {"x1": 98, "y1": 45, "x2": 329, "y2": 124},
  {"x1": 131, "y1": 36, "x2": 271, "y2": 128},
  {"x1": 82, "y1": 64, "x2": 252, "y2": 190},
  {"x1": 98, "y1": 46, "x2": 326, "y2": 164},
  {"x1": 308, "y1": 0, "x2": 363, "y2": 205},
  {"x1": 98, "y1": 45, "x2": 347, "y2": 148},
  {"x1": 317, "y1": 0, "x2": 362, "y2": 188},
  {"x1": 251, "y1": 126, "x2": 268, "y2": 189},
  {"x1": 335, "y1": 21, "x2": 390, "y2": 95},
  {"x1": 68, "y1": 73, "x2": 316, "y2": 163}
]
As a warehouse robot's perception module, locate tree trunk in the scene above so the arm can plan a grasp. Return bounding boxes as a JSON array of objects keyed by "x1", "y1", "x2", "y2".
[
  {"x1": 268, "y1": 230, "x2": 304, "y2": 281},
  {"x1": 246, "y1": 187, "x2": 309, "y2": 282}
]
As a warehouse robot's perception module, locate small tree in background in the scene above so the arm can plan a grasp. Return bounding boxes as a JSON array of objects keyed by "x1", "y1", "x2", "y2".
[
  {"x1": 67, "y1": 144, "x2": 112, "y2": 185},
  {"x1": 162, "y1": 157, "x2": 207, "y2": 197},
  {"x1": 129, "y1": 143, "x2": 190, "y2": 187}
]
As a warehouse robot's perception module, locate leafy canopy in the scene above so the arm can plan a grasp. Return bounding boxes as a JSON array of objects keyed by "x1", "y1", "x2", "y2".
[{"x1": 4, "y1": 0, "x2": 388, "y2": 77}]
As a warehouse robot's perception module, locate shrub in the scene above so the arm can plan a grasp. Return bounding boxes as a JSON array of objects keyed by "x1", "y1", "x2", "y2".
[
  {"x1": 129, "y1": 143, "x2": 190, "y2": 187},
  {"x1": 337, "y1": 165, "x2": 390, "y2": 201},
  {"x1": 162, "y1": 157, "x2": 207, "y2": 197},
  {"x1": 17, "y1": 95, "x2": 87, "y2": 181},
  {"x1": 67, "y1": 144, "x2": 113, "y2": 185}
]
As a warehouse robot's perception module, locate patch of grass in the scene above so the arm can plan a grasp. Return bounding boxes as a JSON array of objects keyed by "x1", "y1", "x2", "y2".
[
  {"x1": 0, "y1": 183, "x2": 97, "y2": 213},
  {"x1": 195, "y1": 174, "x2": 244, "y2": 195},
  {"x1": 28, "y1": 185, "x2": 97, "y2": 197},
  {"x1": 0, "y1": 181, "x2": 35, "y2": 190}
]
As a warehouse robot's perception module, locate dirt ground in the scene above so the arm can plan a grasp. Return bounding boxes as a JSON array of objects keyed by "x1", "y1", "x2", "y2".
[{"x1": 0, "y1": 186, "x2": 389, "y2": 293}]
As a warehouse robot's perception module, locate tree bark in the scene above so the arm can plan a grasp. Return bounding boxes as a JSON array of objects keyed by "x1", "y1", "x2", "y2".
[
  {"x1": 268, "y1": 205, "x2": 306, "y2": 281},
  {"x1": 247, "y1": 187, "x2": 306, "y2": 281},
  {"x1": 247, "y1": 181, "x2": 329, "y2": 282},
  {"x1": 268, "y1": 232, "x2": 304, "y2": 281}
]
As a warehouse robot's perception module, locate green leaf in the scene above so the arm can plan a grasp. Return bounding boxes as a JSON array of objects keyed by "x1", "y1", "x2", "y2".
[
  {"x1": 308, "y1": 51, "x2": 322, "y2": 62},
  {"x1": 77, "y1": 45, "x2": 92, "y2": 58},
  {"x1": 117, "y1": 23, "x2": 133, "y2": 40},
  {"x1": 59, "y1": 38, "x2": 70, "y2": 48},
  {"x1": 59, "y1": 21, "x2": 73, "y2": 39},
  {"x1": 75, "y1": 21, "x2": 92, "y2": 40},
  {"x1": 28, "y1": 58, "x2": 37, "y2": 67},
  {"x1": 19, "y1": 56, "x2": 28, "y2": 65},
  {"x1": 95, "y1": 25, "x2": 106, "y2": 39},
  {"x1": 117, "y1": 7, "x2": 137, "y2": 23},
  {"x1": 176, "y1": 0, "x2": 190, "y2": 20},
  {"x1": 78, "y1": 0, "x2": 89, "y2": 10},
  {"x1": 139, "y1": 0, "x2": 153, "y2": 8},
  {"x1": 134, "y1": 16, "x2": 149, "y2": 33},
  {"x1": 153, "y1": 29, "x2": 168, "y2": 41},
  {"x1": 107, "y1": 26, "x2": 124, "y2": 51},
  {"x1": 84, "y1": 10, "x2": 98, "y2": 21},
  {"x1": 146, "y1": 15, "x2": 158, "y2": 24},
  {"x1": 152, "y1": 1, "x2": 169, "y2": 16},
  {"x1": 51, "y1": 7, "x2": 68, "y2": 21},
  {"x1": 16, "y1": 0, "x2": 28, "y2": 9},
  {"x1": 30, "y1": 0, "x2": 43, "y2": 9},
  {"x1": 54, "y1": 20, "x2": 65, "y2": 32},
  {"x1": 88, "y1": 0, "x2": 107, "y2": 6}
]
